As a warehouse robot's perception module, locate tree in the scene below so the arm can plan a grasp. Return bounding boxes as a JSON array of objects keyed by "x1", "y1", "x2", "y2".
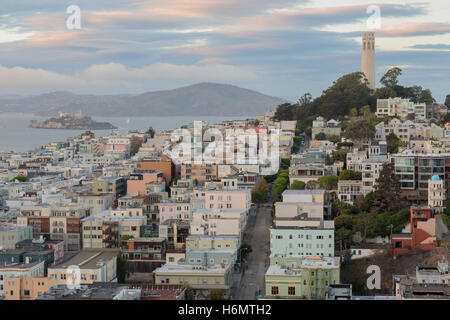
[
  {"x1": 318, "y1": 175, "x2": 338, "y2": 190},
  {"x1": 314, "y1": 132, "x2": 327, "y2": 140},
  {"x1": 10, "y1": 175, "x2": 27, "y2": 182},
  {"x1": 359, "y1": 105, "x2": 372, "y2": 117},
  {"x1": 251, "y1": 177, "x2": 269, "y2": 205},
  {"x1": 305, "y1": 126, "x2": 312, "y2": 137},
  {"x1": 272, "y1": 172, "x2": 289, "y2": 200},
  {"x1": 419, "y1": 88, "x2": 436, "y2": 104},
  {"x1": 274, "y1": 103, "x2": 295, "y2": 121},
  {"x1": 332, "y1": 149, "x2": 349, "y2": 163},
  {"x1": 306, "y1": 180, "x2": 320, "y2": 190},
  {"x1": 371, "y1": 163, "x2": 401, "y2": 214},
  {"x1": 445, "y1": 95, "x2": 450, "y2": 108},
  {"x1": 117, "y1": 254, "x2": 128, "y2": 283},
  {"x1": 280, "y1": 158, "x2": 291, "y2": 170},
  {"x1": 146, "y1": 126, "x2": 155, "y2": 138},
  {"x1": 386, "y1": 132, "x2": 404, "y2": 154},
  {"x1": 338, "y1": 169, "x2": 362, "y2": 181},
  {"x1": 327, "y1": 134, "x2": 340, "y2": 144},
  {"x1": 380, "y1": 67, "x2": 402, "y2": 89},
  {"x1": 289, "y1": 181, "x2": 306, "y2": 190},
  {"x1": 375, "y1": 87, "x2": 396, "y2": 99},
  {"x1": 343, "y1": 118, "x2": 375, "y2": 143},
  {"x1": 298, "y1": 93, "x2": 312, "y2": 106},
  {"x1": 130, "y1": 136, "x2": 143, "y2": 155},
  {"x1": 350, "y1": 107, "x2": 358, "y2": 117}
]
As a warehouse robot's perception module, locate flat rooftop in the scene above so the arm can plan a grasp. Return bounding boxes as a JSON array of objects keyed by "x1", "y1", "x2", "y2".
[
  {"x1": 50, "y1": 249, "x2": 119, "y2": 270},
  {"x1": 154, "y1": 263, "x2": 229, "y2": 274}
]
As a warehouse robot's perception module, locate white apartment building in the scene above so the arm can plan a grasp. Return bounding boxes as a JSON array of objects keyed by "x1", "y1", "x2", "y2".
[
  {"x1": 362, "y1": 158, "x2": 388, "y2": 195},
  {"x1": 375, "y1": 118, "x2": 414, "y2": 142},
  {"x1": 338, "y1": 180, "x2": 363, "y2": 204},
  {"x1": 376, "y1": 98, "x2": 414, "y2": 119}
]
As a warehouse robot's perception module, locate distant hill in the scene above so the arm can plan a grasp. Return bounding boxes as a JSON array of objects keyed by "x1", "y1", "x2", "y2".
[{"x1": 0, "y1": 83, "x2": 285, "y2": 117}]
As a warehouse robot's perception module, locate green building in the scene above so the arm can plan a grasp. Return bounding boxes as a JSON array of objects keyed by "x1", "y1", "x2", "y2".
[{"x1": 265, "y1": 255, "x2": 340, "y2": 299}]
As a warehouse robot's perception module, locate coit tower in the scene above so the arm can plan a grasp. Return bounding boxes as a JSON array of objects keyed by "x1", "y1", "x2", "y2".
[{"x1": 361, "y1": 32, "x2": 376, "y2": 91}]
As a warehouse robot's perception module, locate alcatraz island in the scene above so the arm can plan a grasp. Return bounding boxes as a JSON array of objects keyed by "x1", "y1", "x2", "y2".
[{"x1": 29, "y1": 112, "x2": 117, "y2": 130}]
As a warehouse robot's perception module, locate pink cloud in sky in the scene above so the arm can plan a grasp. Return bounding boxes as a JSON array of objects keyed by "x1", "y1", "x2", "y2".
[{"x1": 377, "y1": 22, "x2": 450, "y2": 37}]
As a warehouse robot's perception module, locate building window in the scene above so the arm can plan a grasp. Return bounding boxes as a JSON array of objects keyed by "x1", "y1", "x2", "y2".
[
  {"x1": 271, "y1": 286, "x2": 279, "y2": 295},
  {"x1": 288, "y1": 287, "x2": 296, "y2": 296}
]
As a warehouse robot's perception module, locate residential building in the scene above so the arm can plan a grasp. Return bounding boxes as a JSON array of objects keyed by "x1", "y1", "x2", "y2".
[
  {"x1": 82, "y1": 210, "x2": 147, "y2": 249},
  {"x1": 159, "y1": 200, "x2": 191, "y2": 223},
  {"x1": 338, "y1": 180, "x2": 363, "y2": 204},
  {"x1": 136, "y1": 155, "x2": 175, "y2": 185},
  {"x1": 180, "y1": 163, "x2": 218, "y2": 185},
  {"x1": 0, "y1": 260, "x2": 45, "y2": 297},
  {"x1": 47, "y1": 249, "x2": 119, "y2": 285},
  {"x1": 391, "y1": 206, "x2": 449, "y2": 256},
  {"x1": 92, "y1": 176, "x2": 126, "y2": 198},
  {"x1": 121, "y1": 237, "x2": 166, "y2": 273},
  {"x1": 78, "y1": 193, "x2": 114, "y2": 215},
  {"x1": 428, "y1": 175, "x2": 446, "y2": 213},
  {"x1": 2, "y1": 276, "x2": 55, "y2": 300},
  {"x1": 265, "y1": 256, "x2": 340, "y2": 299},
  {"x1": 311, "y1": 117, "x2": 341, "y2": 139},
  {"x1": 127, "y1": 171, "x2": 164, "y2": 196},
  {"x1": 153, "y1": 263, "x2": 232, "y2": 299},
  {"x1": 0, "y1": 225, "x2": 33, "y2": 250}
]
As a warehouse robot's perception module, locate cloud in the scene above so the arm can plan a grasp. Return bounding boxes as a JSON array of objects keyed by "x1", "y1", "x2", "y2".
[
  {"x1": 377, "y1": 22, "x2": 450, "y2": 37},
  {"x1": 409, "y1": 43, "x2": 450, "y2": 50}
]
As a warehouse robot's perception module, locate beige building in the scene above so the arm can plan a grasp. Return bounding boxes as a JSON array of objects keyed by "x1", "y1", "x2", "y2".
[
  {"x1": 185, "y1": 235, "x2": 239, "y2": 251},
  {"x1": 153, "y1": 263, "x2": 232, "y2": 294},
  {"x1": 78, "y1": 193, "x2": 114, "y2": 215},
  {"x1": 48, "y1": 249, "x2": 119, "y2": 285},
  {"x1": 190, "y1": 209, "x2": 247, "y2": 240},
  {"x1": 3, "y1": 276, "x2": 55, "y2": 300},
  {"x1": 289, "y1": 164, "x2": 325, "y2": 184},
  {"x1": 204, "y1": 189, "x2": 251, "y2": 212},
  {"x1": 180, "y1": 163, "x2": 218, "y2": 185},
  {"x1": 82, "y1": 210, "x2": 146, "y2": 249},
  {"x1": 0, "y1": 260, "x2": 45, "y2": 297}
]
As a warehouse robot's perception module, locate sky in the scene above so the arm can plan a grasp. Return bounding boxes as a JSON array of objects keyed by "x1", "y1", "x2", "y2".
[{"x1": 0, "y1": 0, "x2": 449, "y2": 102}]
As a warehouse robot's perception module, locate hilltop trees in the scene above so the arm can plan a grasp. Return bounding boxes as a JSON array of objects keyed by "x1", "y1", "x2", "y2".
[
  {"x1": 273, "y1": 68, "x2": 435, "y2": 130},
  {"x1": 376, "y1": 67, "x2": 436, "y2": 103},
  {"x1": 273, "y1": 72, "x2": 376, "y2": 127},
  {"x1": 380, "y1": 67, "x2": 402, "y2": 88}
]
